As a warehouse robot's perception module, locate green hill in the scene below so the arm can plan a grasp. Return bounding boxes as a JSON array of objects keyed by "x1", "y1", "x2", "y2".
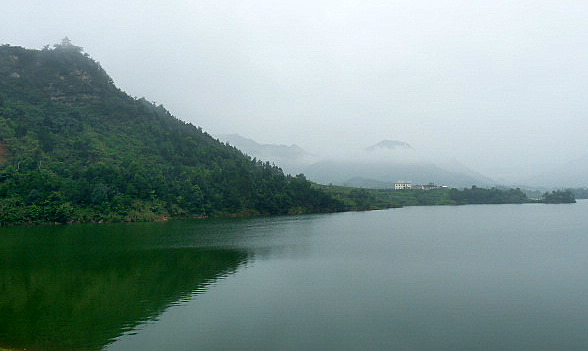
[{"x1": 0, "y1": 41, "x2": 344, "y2": 225}]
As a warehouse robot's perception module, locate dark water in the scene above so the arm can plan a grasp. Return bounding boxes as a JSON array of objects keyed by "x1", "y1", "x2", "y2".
[{"x1": 1, "y1": 201, "x2": 588, "y2": 351}]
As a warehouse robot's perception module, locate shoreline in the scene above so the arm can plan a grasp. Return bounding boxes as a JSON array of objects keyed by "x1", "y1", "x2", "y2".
[{"x1": 1, "y1": 198, "x2": 578, "y2": 227}]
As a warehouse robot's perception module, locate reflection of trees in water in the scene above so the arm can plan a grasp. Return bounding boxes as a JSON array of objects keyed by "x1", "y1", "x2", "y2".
[{"x1": 0, "y1": 225, "x2": 250, "y2": 351}]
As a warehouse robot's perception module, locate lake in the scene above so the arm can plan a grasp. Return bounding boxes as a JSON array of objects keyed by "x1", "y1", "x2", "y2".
[{"x1": 1, "y1": 201, "x2": 588, "y2": 351}]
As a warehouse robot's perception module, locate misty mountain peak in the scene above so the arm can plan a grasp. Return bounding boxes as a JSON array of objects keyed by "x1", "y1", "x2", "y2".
[
  {"x1": 0, "y1": 43, "x2": 118, "y2": 106},
  {"x1": 366, "y1": 140, "x2": 413, "y2": 152},
  {"x1": 217, "y1": 134, "x2": 307, "y2": 155},
  {"x1": 215, "y1": 134, "x2": 317, "y2": 175}
]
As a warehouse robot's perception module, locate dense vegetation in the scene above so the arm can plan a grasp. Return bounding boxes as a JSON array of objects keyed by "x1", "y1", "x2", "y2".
[
  {"x1": 541, "y1": 189, "x2": 576, "y2": 204},
  {"x1": 0, "y1": 41, "x2": 344, "y2": 225},
  {"x1": 316, "y1": 185, "x2": 573, "y2": 209},
  {"x1": 567, "y1": 187, "x2": 588, "y2": 199},
  {"x1": 521, "y1": 187, "x2": 585, "y2": 201},
  {"x1": 318, "y1": 185, "x2": 450, "y2": 209},
  {"x1": 448, "y1": 186, "x2": 529, "y2": 205},
  {"x1": 319, "y1": 185, "x2": 576, "y2": 209}
]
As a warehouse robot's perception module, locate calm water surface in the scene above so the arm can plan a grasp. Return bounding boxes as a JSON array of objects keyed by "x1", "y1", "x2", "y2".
[{"x1": 1, "y1": 201, "x2": 588, "y2": 350}]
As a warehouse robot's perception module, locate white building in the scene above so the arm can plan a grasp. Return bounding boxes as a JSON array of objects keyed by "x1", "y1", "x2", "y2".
[{"x1": 394, "y1": 181, "x2": 412, "y2": 190}]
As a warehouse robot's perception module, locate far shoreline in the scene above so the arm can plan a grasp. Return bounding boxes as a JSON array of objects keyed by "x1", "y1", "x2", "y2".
[{"x1": 0, "y1": 193, "x2": 578, "y2": 228}]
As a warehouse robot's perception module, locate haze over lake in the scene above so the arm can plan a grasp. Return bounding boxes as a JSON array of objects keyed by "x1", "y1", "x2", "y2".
[{"x1": 2, "y1": 201, "x2": 587, "y2": 351}]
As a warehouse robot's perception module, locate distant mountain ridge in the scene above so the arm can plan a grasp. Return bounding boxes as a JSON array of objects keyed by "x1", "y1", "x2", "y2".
[
  {"x1": 217, "y1": 134, "x2": 311, "y2": 160},
  {"x1": 215, "y1": 135, "x2": 496, "y2": 188},
  {"x1": 304, "y1": 138, "x2": 496, "y2": 188},
  {"x1": 343, "y1": 177, "x2": 396, "y2": 188},
  {"x1": 303, "y1": 159, "x2": 494, "y2": 188},
  {"x1": 365, "y1": 140, "x2": 413, "y2": 151},
  {"x1": 216, "y1": 134, "x2": 317, "y2": 175}
]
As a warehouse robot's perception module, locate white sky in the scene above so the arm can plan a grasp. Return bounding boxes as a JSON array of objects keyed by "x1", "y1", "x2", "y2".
[{"x1": 2, "y1": 0, "x2": 588, "y2": 180}]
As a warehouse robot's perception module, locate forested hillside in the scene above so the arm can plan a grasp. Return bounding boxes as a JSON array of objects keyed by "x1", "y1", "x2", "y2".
[{"x1": 0, "y1": 41, "x2": 343, "y2": 225}]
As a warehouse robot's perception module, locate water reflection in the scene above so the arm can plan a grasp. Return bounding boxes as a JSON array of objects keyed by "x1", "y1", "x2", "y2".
[
  {"x1": 0, "y1": 222, "x2": 250, "y2": 351},
  {"x1": 3, "y1": 205, "x2": 588, "y2": 351}
]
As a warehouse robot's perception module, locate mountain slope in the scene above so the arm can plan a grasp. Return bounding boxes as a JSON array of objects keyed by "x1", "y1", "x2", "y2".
[
  {"x1": 211, "y1": 135, "x2": 496, "y2": 188},
  {"x1": 365, "y1": 140, "x2": 413, "y2": 152},
  {"x1": 216, "y1": 134, "x2": 317, "y2": 175},
  {"x1": 302, "y1": 160, "x2": 492, "y2": 188},
  {"x1": 301, "y1": 139, "x2": 495, "y2": 188},
  {"x1": 0, "y1": 42, "x2": 344, "y2": 224}
]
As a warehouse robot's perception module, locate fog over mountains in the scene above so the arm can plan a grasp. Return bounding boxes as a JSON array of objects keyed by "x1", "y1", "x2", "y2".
[
  {"x1": 5, "y1": 1, "x2": 588, "y2": 192},
  {"x1": 218, "y1": 134, "x2": 588, "y2": 189},
  {"x1": 519, "y1": 155, "x2": 588, "y2": 188},
  {"x1": 216, "y1": 135, "x2": 498, "y2": 188},
  {"x1": 217, "y1": 134, "x2": 319, "y2": 175},
  {"x1": 365, "y1": 140, "x2": 413, "y2": 152}
]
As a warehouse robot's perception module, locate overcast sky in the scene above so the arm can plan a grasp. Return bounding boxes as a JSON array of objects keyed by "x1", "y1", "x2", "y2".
[{"x1": 2, "y1": 0, "x2": 588, "y2": 180}]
